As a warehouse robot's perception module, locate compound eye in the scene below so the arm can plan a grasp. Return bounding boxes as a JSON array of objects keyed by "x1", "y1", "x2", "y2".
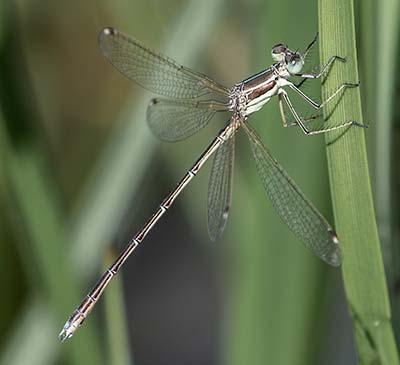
[
  {"x1": 271, "y1": 44, "x2": 287, "y2": 62},
  {"x1": 286, "y1": 53, "x2": 304, "y2": 74}
]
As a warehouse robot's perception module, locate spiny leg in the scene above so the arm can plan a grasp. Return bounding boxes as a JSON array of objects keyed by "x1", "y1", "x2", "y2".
[
  {"x1": 279, "y1": 93, "x2": 320, "y2": 128},
  {"x1": 288, "y1": 81, "x2": 360, "y2": 109},
  {"x1": 285, "y1": 115, "x2": 321, "y2": 128},
  {"x1": 280, "y1": 91, "x2": 311, "y2": 134},
  {"x1": 295, "y1": 55, "x2": 346, "y2": 79},
  {"x1": 280, "y1": 91, "x2": 366, "y2": 135}
]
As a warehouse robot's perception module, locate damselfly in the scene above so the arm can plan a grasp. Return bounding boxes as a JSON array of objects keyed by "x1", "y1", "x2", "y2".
[{"x1": 59, "y1": 27, "x2": 366, "y2": 341}]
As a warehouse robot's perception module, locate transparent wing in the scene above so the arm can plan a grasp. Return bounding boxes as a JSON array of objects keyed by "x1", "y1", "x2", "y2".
[
  {"x1": 147, "y1": 98, "x2": 229, "y2": 142},
  {"x1": 207, "y1": 133, "x2": 235, "y2": 242},
  {"x1": 242, "y1": 122, "x2": 341, "y2": 266},
  {"x1": 99, "y1": 27, "x2": 230, "y2": 99}
]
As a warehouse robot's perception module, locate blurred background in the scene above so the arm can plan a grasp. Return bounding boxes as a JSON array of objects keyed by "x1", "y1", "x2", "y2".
[{"x1": 0, "y1": 0, "x2": 398, "y2": 364}]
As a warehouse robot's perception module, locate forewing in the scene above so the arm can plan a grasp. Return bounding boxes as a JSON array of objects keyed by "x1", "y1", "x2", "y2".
[
  {"x1": 99, "y1": 27, "x2": 230, "y2": 99},
  {"x1": 147, "y1": 98, "x2": 229, "y2": 142},
  {"x1": 243, "y1": 122, "x2": 341, "y2": 266},
  {"x1": 207, "y1": 134, "x2": 235, "y2": 242}
]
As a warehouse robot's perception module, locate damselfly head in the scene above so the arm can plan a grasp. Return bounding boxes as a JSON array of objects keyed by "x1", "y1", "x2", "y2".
[{"x1": 271, "y1": 44, "x2": 304, "y2": 74}]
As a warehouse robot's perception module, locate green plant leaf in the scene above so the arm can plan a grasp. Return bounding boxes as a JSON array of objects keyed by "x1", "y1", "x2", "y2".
[{"x1": 318, "y1": 0, "x2": 399, "y2": 363}]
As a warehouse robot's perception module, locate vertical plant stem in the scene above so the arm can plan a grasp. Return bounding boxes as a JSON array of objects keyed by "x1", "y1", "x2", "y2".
[
  {"x1": 318, "y1": 1, "x2": 399, "y2": 363},
  {"x1": 103, "y1": 249, "x2": 132, "y2": 365},
  {"x1": 375, "y1": 0, "x2": 400, "y2": 267}
]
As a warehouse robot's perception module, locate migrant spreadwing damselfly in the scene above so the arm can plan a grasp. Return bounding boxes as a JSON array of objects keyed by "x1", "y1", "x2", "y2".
[{"x1": 59, "y1": 28, "x2": 367, "y2": 341}]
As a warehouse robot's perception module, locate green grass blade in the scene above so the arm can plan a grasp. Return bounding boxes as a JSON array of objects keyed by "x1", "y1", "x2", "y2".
[
  {"x1": 318, "y1": 1, "x2": 399, "y2": 363},
  {"x1": 360, "y1": 0, "x2": 400, "y2": 347},
  {"x1": 103, "y1": 250, "x2": 132, "y2": 365},
  {"x1": 375, "y1": 0, "x2": 400, "y2": 262}
]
